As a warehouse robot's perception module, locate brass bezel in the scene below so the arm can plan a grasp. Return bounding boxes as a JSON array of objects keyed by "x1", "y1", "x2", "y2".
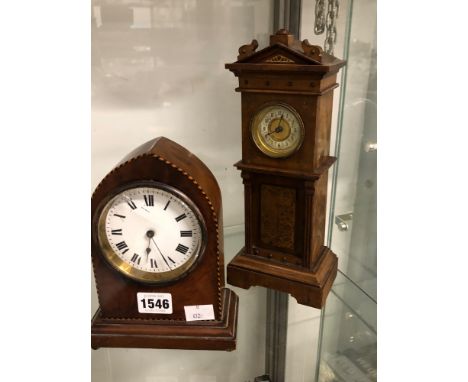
[
  {"x1": 250, "y1": 102, "x2": 305, "y2": 158},
  {"x1": 94, "y1": 181, "x2": 207, "y2": 284}
]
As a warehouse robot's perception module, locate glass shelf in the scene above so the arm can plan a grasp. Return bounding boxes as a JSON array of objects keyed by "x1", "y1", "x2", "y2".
[
  {"x1": 317, "y1": 271, "x2": 377, "y2": 382},
  {"x1": 315, "y1": 0, "x2": 377, "y2": 380}
]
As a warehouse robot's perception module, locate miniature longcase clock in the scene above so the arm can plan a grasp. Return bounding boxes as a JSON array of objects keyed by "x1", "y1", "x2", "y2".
[
  {"x1": 225, "y1": 30, "x2": 345, "y2": 308},
  {"x1": 91, "y1": 137, "x2": 238, "y2": 350}
]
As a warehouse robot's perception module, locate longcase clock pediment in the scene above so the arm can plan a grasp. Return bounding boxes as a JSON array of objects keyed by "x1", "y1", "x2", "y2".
[
  {"x1": 237, "y1": 44, "x2": 321, "y2": 65},
  {"x1": 227, "y1": 30, "x2": 345, "y2": 74}
]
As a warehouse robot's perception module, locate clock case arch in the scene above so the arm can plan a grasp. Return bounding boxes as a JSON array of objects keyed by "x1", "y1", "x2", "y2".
[{"x1": 91, "y1": 137, "x2": 238, "y2": 350}]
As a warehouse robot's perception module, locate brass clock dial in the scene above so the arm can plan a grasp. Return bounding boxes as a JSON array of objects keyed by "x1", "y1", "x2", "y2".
[
  {"x1": 96, "y1": 181, "x2": 206, "y2": 284},
  {"x1": 251, "y1": 103, "x2": 305, "y2": 158}
]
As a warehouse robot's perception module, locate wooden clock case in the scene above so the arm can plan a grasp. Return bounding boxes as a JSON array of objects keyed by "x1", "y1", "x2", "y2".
[
  {"x1": 91, "y1": 137, "x2": 238, "y2": 350},
  {"x1": 225, "y1": 30, "x2": 345, "y2": 308}
]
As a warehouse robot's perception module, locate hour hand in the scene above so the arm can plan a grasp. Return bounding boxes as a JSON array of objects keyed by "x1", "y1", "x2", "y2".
[
  {"x1": 145, "y1": 246, "x2": 151, "y2": 260},
  {"x1": 266, "y1": 114, "x2": 284, "y2": 136},
  {"x1": 266, "y1": 125, "x2": 284, "y2": 136},
  {"x1": 145, "y1": 230, "x2": 154, "y2": 260}
]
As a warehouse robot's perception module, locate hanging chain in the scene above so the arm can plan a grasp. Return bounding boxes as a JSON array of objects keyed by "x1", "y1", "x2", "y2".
[
  {"x1": 324, "y1": 0, "x2": 339, "y2": 55},
  {"x1": 314, "y1": 0, "x2": 326, "y2": 35}
]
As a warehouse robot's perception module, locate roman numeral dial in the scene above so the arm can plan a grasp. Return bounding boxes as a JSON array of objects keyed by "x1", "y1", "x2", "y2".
[{"x1": 99, "y1": 183, "x2": 206, "y2": 282}]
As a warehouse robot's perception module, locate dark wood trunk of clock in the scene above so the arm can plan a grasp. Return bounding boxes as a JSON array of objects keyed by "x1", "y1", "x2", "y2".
[
  {"x1": 238, "y1": 166, "x2": 333, "y2": 267},
  {"x1": 228, "y1": 162, "x2": 338, "y2": 308}
]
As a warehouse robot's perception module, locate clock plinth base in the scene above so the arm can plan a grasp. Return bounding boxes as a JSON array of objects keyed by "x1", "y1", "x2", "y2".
[
  {"x1": 227, "y1": 247, "x2": 337, "y2": 309},
  {"x1": 91, "y1": 288, "x2": 238, "y2": 351}
]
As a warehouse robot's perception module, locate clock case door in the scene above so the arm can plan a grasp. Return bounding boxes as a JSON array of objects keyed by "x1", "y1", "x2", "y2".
[
  {"x1": 225, "y1": 31, "x2": 345, "y2": 308},
  {"x1": 91, "y1": 137, "x2": 238, "y2": 350}
]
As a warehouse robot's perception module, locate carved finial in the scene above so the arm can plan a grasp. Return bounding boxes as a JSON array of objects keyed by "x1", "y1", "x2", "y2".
[
  {"x1": 270, "y1": 29, "x2": 295, "y2": 47},
  {"x1": 237, "y1": 39, "x2": 258, "y2": 60},
  {"x1": 301, "y1": 39, "x2": 323, "y2": 62}
]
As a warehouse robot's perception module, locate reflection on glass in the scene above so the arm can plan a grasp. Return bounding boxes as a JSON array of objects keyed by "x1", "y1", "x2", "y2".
[
  {"x1": 91, "y1": 0, "x2": 273, "y2": 229},
  {"x1": 317, "y1": 0, "x2": 377, "y2": 380},
  {"x1": 318, "y1": 272, "x2": 376, "y2": 382},
  {"x1": 328, "y1": 0, "x2": 377, "y2": 300}
]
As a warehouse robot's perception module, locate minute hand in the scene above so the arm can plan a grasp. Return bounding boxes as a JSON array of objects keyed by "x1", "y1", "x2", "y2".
[{"x1": 151, "y1": 238, "x2": 171, "y2": 269}]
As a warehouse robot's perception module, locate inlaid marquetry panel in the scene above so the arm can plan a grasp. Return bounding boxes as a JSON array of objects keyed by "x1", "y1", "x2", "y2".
[{"x1": 260, "y1": 184, "x2": 296, "y2": 250}]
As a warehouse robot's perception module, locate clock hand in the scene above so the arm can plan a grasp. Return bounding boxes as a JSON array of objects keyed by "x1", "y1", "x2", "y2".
[
  {"x1": 151, "y1": 237, "x2": 171, "y2": 270},
  {"x1": 266, "y1": 126, "x2": 284, "y2": 136},
  {"x1": 145, "y1": 230, "x2": 154, "y2": 262},
  {"x1": 145, "y1": 245, "x2": 151, "y2": 261},
  {"x1": 266, "y1": 114, "x2": 284, "y2": 136}
]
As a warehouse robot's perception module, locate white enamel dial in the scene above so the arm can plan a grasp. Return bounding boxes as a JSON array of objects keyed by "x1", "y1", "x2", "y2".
[
  {"x1": 97, "y1": 182, "x2": 206, "y2": 283},
  {"x1": 251, "y1": 103, "x2": 304, "y2": 158}
]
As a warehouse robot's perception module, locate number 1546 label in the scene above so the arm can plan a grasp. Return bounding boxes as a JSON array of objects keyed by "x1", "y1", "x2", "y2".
[{"x1": 137, "y1": 292, "x2": 172, "y2": 314}]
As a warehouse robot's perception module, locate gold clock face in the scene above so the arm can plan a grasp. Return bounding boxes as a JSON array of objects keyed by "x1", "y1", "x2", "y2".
[
  {"x1": 95, "y1": 181, "x2": 207, "y2": 284},
  {"x1": 251, "y1": 103, "x2": 304, "y2": 158}
]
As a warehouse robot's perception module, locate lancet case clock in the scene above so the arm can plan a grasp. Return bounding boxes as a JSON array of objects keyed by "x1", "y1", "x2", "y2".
[
  {"x1": 225, "y1": 30, "x2": 345, "y2": 308},
  {"x1": 91, "y1": 137, "x2": 238, "y2": 350}
]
